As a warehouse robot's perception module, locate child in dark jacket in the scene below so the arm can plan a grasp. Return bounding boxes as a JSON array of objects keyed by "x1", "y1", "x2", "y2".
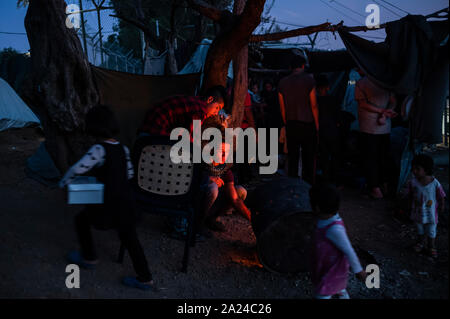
[{"x1": 59, "y1": 105, "x2": 155, "y2": 291}]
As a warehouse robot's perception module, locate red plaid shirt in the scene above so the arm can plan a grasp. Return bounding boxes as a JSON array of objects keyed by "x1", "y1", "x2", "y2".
[{"x1": 139, "y1": 95, "x2": 208, "y2": 136}]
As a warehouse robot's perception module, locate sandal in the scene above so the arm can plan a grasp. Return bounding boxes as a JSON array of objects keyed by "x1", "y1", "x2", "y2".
[{"x1": 122, "y1": 277, "x2": 159, "y2": 292}]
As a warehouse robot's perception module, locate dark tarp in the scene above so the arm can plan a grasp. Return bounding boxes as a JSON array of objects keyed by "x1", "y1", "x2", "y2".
[
  {"x1": 91, "y1": 66, "x2": 201, "y2": 148},
  {"x1": 0, "y1": 54, "x2": 31, "y2": 93},
  {"x1": 338, "y1": 16, "x2": 449, "y2": 144},
  {"x1": 307, "y1": 50, "x2": 356, "y2": 73},
  {"x1": 25, "y1": 141, "x2": 61, "y2": 188},
  {"x1": 260, "y1": 48, "x2": 355, "y2": 73},
  {"x1": 338, "y1": 16, "x2": 448, "y2": 96},
  {"x1": 410, "y1": 47, "x2": 449, "y2": 143}
]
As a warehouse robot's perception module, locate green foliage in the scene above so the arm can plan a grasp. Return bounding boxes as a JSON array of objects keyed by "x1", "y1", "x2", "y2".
[
  {"x1": 109, "y1": 0, "x2": 232, "y2": 60},
  {"x1": 0, "y1": 48, "x2": 20, "y2": 62},
  {"x1": 17, "y1": 0, "x2": 28, "y2": 8}
]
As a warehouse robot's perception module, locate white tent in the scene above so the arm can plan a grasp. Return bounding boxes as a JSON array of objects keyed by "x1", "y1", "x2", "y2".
[{"x1": 0, "y1": 77, "x2": 40, "y2": 131}]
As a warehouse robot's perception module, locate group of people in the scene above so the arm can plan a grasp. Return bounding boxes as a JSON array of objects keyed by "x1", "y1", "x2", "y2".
[
  {"x1": 58, "y1": 86, "x2": 255, "y2": 291},
  {"x1": 57, "y1": 55, "x2": 446, "y2": 297}
]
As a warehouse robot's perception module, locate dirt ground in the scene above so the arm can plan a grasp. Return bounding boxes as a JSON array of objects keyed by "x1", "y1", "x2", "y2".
[{"x1": 0, "y1": 127, "x2": 448, "y2": 299}]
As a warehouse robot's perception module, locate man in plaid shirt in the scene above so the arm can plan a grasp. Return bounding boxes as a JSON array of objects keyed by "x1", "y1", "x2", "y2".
[{"x1": 139, "y1": 86, "x2": 226, "y2": 137}]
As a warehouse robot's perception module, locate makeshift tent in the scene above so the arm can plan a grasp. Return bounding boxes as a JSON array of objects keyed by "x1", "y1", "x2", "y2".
[
  {"x1": 339, "y1": 16, "x2": 449, "y2": 144},
  {"x1": 25, "y1": 142, "x2": 61, "y2": 188},
  {"x1": 143, "y1": 47, "x2": 166, "y2": 75},
  {"x1": 178, "y1": 38, "x2": 234, "y2": 80},
  {"x1": 338, "y1": 14, "x2": 449, "y2": 192},
  {"x1": 0, "y1": 77, "x2": 40, "y2": 131},
  {"x1": 91, "y1": 66, "x2": 201, "y2": 148}
]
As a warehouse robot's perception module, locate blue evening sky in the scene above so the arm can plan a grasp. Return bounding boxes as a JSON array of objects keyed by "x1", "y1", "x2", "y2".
[{"x1": 0, "y1": 0, "x2": 447, "y2": 53}]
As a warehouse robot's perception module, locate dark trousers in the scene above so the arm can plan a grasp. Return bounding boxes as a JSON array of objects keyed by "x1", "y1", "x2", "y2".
[
  {"x1": 319, "y1": 134, "x2": 339, "y2": 184},
  {"x1": 286, "y1": 121, "x2": 317, "y2": 185},
  {"x1": 74, "y1": 208, "x2": 152, "y2": 282},
  {"x1": 359, "y1": 132, "x2": 390, "y2": 189}
]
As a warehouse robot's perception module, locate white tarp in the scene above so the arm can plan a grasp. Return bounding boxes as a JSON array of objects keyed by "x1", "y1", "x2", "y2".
[
  {"x1": 341, "y1": 69, "x2": 361, "y2": 131},
  {"x1": 0, "y1": 77, "x2": 40, "y2": 131},
  {"x1": 178, "y1": 38, "x2": 233, "y2": 79},
  {"x1": 143, "y1": 48, "x2": 167, "y2": 75}
]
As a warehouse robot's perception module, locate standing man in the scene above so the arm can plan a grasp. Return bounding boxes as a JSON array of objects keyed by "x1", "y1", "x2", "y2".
[
  {"x1": 278, "y1": 55, "x2": 319, "y2": 184},
  {"x1": 315, "y1": 74, "x2": 340, "y2": 185},
  {"x1": 138, "y1": 86, "x2": 226, "y2": 138}
]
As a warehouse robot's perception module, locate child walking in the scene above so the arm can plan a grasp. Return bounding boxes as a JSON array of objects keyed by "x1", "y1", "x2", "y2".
[
  {"x1": 309, "y1": 183, "x2": 366, "y2": 299},
  {"x1": 59, "y1": 105, "x2": 155, "y2": 291},
  {"x1": 407, "y1": 154, "x2": 446, "y2": 259}
]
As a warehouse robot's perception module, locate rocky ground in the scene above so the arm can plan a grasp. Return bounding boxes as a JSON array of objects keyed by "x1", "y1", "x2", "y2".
[{"x1": 0, "y1": 127, "x2": 448, "y2": 299}]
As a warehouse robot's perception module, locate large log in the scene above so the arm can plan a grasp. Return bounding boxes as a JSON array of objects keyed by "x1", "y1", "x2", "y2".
[{"x1": 247, "y1": 176, "x2": 314, "y2": 274}]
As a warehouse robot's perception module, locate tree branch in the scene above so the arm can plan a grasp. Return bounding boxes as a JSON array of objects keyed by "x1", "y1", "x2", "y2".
[
  {"x1": 250, "y1": 22, "x2": 332, "y2": 42},
  {"x1": 339, "y1": 23, "x2": 386, "y2": 33},
  {"x1": 110, "y1": 13, "x2": 165, "y2": 48},
  {"x1": 186, "y1": 0, "x2": 223, "y2": 22},
  {"x1": 250, "y1": 7, "x2": 448, "y2": 42}
]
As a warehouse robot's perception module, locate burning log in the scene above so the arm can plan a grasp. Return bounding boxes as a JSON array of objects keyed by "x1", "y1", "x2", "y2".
[{"x1": 247, "y1": 177, "x2": 314, "y2": 274}]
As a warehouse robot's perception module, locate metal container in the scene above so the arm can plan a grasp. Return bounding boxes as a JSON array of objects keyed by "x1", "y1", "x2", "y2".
[{"x1": 68, "y1": 176, "x2": 104, "y2": 204}]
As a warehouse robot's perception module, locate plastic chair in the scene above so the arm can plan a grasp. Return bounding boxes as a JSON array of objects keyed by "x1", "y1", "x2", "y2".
[{"x1": 118, "y1": 135, "x2": 201, "y2": 273}]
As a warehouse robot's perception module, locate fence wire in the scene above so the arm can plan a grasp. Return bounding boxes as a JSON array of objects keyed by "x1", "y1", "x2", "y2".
[{"x1": 67, "y1": 0, "x2": 143, "y2": 74}]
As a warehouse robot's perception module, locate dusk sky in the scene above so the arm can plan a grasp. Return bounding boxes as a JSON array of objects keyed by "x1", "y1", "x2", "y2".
[{"x1": 0, "y1": 0, "x2": 447, "y2": 53}]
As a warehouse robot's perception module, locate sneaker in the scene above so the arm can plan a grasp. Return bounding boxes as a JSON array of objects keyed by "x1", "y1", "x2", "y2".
[{"x1": 66, "y1": 251, "x2": 98, "y2": 270}]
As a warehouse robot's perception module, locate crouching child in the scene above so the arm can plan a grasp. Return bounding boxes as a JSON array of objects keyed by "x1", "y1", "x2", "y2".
[{"x1": 197, "y1": 116, "x2": 251, "y2": 237}]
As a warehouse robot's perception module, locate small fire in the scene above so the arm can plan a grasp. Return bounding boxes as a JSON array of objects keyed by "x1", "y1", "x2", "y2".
[{"x1": 230, "y1": 251, "x2": 263, "y2": 268}]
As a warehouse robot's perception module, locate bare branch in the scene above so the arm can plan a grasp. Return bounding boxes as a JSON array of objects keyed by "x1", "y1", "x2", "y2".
[
  {"x1": 110, "y1": 14, "x2": 148, "y2": 32},
  {"x1": 250, "y1": 7, "x2": 448, "y2": 42},
  {"x1": 250, "y1": 22, "x2": 332, "y2": 42},
  {"x1": 186, "y1": 0, "x2": 222, "y2": 22},
  {"x1": 339, "y1": 24, "x2": 386, "y2": 33}
]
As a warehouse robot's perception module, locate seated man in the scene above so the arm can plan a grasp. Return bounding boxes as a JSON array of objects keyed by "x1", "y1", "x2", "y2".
[
  {"x1": 137, "y1": 86, "x2": 226, "y2": 240},
  {"x1": 198, "y1": 116, "x2": 252, "y2": 235},
  {"x1": 138, "y1": 86, "x2": 226, "y2": 138}
]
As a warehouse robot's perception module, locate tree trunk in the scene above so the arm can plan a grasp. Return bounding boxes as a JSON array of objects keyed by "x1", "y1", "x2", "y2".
[
  {"x1": 230, "y1": 0, "x2": 249, "y2": 128},
  {"x1": 166, "y1": 37, "x2": 179, "y2": 75},
  {"x1": 24, "y1": 0, "x2": 99, "y2": 173},
  {"x1": 199, "y1": 0, "x2": 264, "y2": 128},
  {"x1": 193, "y1": 13, "x2": 207, "y2": 45}
]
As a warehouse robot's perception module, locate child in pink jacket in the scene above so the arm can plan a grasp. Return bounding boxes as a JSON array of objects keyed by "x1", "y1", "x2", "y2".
[{"x1": 310, "y1": 183, "x2": 367, "y2": 299}]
